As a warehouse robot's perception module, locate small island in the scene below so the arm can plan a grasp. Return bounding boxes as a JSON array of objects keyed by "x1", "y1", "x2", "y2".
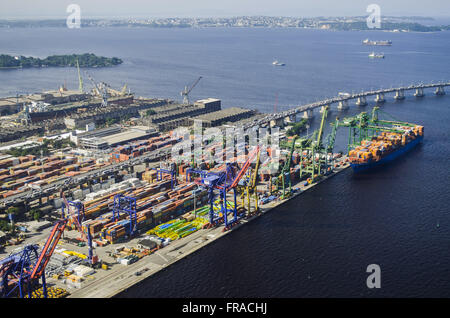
[{"x1": 0, "y1": 53, "x2": 123, "y2": 69}]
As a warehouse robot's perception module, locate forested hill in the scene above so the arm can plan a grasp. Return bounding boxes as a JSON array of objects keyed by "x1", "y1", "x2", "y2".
[{"x1": 0, "y1": 53, "x2": 122, "y2": 68}]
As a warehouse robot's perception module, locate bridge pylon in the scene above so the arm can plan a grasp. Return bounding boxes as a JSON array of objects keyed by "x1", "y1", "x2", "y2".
[
  {"x1": 337, "y1": 100, "x2": 349, "y2": 110},
  {"x1": 356, "y1": 96, "x2": 367, "y2": 106},
  {"x1": 375, "y1": 93, "x2": 385, "y2": 104},
  {"x1": 284, "y1": 113, "x2": 297, "y2": 124},
  {"x1": 435, "y1": 86, "x2": 445, "y2": 95},
  {"x1": 302, "y1": 109, "x2": 314, "y2": 119},
  {"x1": 270, "y1": 117, "x2": 285, "y2": 128},
  {"x1": 394, "y1": 89, "x2": 405, "y2": 100},
  {"x1": 319, "y1": 105, "x2": 330, "y2": 113},
  {"x1": 414, "y1": 88, "x2": 425, "y2": 97}
]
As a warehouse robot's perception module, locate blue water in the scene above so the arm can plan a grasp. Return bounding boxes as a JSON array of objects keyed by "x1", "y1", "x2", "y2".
[{"x1": 1, "y1": 27, "x2": 449, "y2": 297}]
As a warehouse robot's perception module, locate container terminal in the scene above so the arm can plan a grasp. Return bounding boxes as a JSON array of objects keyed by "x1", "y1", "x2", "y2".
[{"x1": 0, "y1": 78, "x2": 442, "y2": 298}]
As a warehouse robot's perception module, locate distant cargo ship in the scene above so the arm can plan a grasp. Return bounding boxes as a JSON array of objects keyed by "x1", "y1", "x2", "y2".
[
  {"x1": 368, "y1": 52, "x2": 384, "y2": 59},
  {"x1": 348, "y1": 125, "x2": 424, "y2": 172},
  {"x1": 363, "y1": 39, "x2": 392, "y2": 46}
]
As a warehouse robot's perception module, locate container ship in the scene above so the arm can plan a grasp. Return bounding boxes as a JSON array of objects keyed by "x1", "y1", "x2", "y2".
[
  {"x1": 363, "y1": 39, "x2": 392, "y2": 46},
  {"x1": 348, "y1": 124, "x2": 424, "y2": 172}
]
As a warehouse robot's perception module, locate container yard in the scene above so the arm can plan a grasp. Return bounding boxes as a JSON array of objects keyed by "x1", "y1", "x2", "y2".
[{"x1": 0, "y1": 92, "x2": 425, "y2": 298}]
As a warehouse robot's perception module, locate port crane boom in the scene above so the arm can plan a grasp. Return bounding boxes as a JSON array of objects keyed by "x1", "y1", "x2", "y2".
[
  {"x1": 338, "y1": 108, "x2": 409, "y2": 151},
  {"x1": 85, "y1": 72, "x2": 108, "y2": 107},
  {"x1": 181, "y1": 76, "x2": 202, "y2": 105},
  {"x1": 1, "y1": 218, "x2": 68, "y2": 298},
  {"x1": 76, "y1": 59, "x2": 83, "y2": 93},
  {"x1": 277, "y1": 135, "x2": 298, "y2": 198},
  {"x1": 201, "y1": 145, "x2": 260, "y2": 228},
  {"x1": 316, "y1": 105, "x2": 329, "y2": 149},
  {"x1": 247, "y1": 147, "x2": 261, "y2": 214}
]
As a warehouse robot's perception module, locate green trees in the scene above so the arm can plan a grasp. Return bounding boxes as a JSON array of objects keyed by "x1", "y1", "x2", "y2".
[
  {"x1": 30, "y1": 208, "x2": 42, "y2": 221},
  {"x1": 286, "y1": 119, "x2": 308, "y2": 137},
  {"x1": 0, "y1": 54, "x2": 21, "y2": 68},
  {"x1": 105, "y1": 117, "x2": 119, "y2": 126},
  {"x1": 146, "y1": 109, "x2": 156, "y2": 116},
  {"x1": 0, "y1": 219, "x2": 11, "y2": 232},
  {"x1": 5, "y1": 207, "x2": 20, "y2": 232},
  {"x1": 6, "y1": 206, "x2": 20, "y2": 217},
  {"x1": 6, "y1": 138, "x2": 75, "y2": 157},
  {"x1": 0, "y1": 53, "x2": 122, "y2": 68}
]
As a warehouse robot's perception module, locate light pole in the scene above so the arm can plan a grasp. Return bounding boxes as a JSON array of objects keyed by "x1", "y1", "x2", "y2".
[{"x1": 193, "y1": 185, "x2": 198, "y2": 219}]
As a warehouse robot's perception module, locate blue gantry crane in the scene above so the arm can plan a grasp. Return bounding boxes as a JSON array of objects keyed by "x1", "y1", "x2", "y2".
[
  {"x1": 1, "y1": 217, "x2": 67, "y2": 298},
  {"x1": 185, "y1": 167, "x2": 221, "y2": 182},
  {"x1": 199, "y1": 146, "x2": 260, "y2": 230},
  {"x1": 61, "y1": 194, "x2": 97, "y2": 266},
  {"x1": 61, "y1": 194, "x2": 85, "y2": 234},
  {"x1": 113, "y1": 194, "x2": 138, "y2": 237},
  {"x1": 154, "y1": 163, "x2": 178, "y2": 189}
]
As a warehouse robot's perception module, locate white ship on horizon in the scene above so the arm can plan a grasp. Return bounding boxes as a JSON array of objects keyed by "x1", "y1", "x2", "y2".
[
  {"x1": 363, "y1": 39, "x2": 392, "y2": 46},
  {"x1": 369, "y1": 52, "x2": 385, "y2": 59},
  {"x1": 272, "y1": 60, "x2": 286, "y2": 66}
]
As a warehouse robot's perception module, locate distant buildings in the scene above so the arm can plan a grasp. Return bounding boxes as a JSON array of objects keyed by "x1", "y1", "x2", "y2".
[
  {"x1": 1, "y1": 16, "x2": 446, "y2": 32},
  {"x1": 72, "y1": 16, "x2": 445, "y2": 32}
]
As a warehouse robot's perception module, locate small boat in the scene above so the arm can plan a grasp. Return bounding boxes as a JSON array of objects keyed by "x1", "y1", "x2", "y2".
[
  {"x1": 368, "y1": 52, "x2": 384, "y2": 59},
  {"x1": 272, "y1": 60, "x2": 286, "y2": 66}
]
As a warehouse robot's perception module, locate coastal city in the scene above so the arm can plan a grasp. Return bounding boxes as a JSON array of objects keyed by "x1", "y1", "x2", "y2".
[{"x1": 1, "y1": 16, "x2": 448, "y2": 32}]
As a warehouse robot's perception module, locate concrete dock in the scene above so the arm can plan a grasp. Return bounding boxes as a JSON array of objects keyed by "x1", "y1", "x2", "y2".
[{"x1": 66, "y1": 160, "x2": 350, "y2": 298}]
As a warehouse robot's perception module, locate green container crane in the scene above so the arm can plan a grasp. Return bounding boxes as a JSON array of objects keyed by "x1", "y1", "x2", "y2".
[
  {"x1": 338, "y1": 106, "x2": 414, "y2": 152},
  {"x1": 297, "y1": 106, "x2": 331, "y2": 182},
  {"x1": 276, "y1": 135, "x2": 298, "y2": 199}
]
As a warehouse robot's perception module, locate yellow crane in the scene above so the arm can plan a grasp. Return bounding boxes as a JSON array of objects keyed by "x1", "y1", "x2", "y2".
[
  {"x1": 239, "y1": 147, "x2": 261, "y2": 215},
  {"x1": 76, "y1": 59, "x2": 83, "y2": 93}
]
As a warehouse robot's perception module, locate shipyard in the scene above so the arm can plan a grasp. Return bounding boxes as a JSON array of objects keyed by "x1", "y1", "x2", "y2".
[{"x1": 0, "y1": 67, "x2": 447, "y2": 298}]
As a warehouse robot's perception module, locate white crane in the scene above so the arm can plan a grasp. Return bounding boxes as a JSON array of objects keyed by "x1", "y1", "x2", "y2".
[
  {"x1": 180, "y1": 76, "x2": 202, "y2": 105},
  {"x1": 85, "y1": 72, "x2": 108, "y2": 107}
]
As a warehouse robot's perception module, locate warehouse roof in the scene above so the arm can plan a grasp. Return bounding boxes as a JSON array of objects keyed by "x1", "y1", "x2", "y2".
[
  {"x1": 102, "y1": 130, "x2": 151, "y2": 146},
  {"x1": 192, "y1": 107, "x2": 254, "y2": 122}
]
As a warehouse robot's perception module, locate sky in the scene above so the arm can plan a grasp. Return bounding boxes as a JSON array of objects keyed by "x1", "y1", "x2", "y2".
[{"x1": 0, "y1": 0, "x2": 449, "y2": 19}]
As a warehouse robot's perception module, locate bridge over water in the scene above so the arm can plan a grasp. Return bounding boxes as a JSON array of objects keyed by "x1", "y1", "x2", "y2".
[{"x1": 245, "y1": 82, "x2": 449, "y2": 129}]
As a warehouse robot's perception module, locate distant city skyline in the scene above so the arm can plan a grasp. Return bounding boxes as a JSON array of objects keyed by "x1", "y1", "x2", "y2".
[{"x1": 1, "y1": 0, "x2": 450, "y2": 19}]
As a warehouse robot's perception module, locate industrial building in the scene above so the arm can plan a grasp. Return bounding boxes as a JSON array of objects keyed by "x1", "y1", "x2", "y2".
[
  {"x1": 0, "y1": 90, "x2": 89, "y2": 116},
  {"x1": 147, "y1": 98, "x2": 222, "y2": 131},
  {"x1": 77, "y1": 126, "x2": 158, "y2": 150},
  {"x1": 0, "y1": 125, "x2": 45, "y2": 143},
  {"x1": 64, "y1": 99, "x2": 168, "y2": 129},
  {"x1": 189, "y1": 107, "x2": 256, "y2": 127}
]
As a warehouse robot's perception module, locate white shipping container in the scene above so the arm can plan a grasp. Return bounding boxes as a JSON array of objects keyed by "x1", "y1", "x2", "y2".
[
  {"x1": 53, "y1": 198, "x2": 63, "y2": 208},
  {"x1": 73, "y1": 265, "x2": 95, "y2": 277},
  {"x1": 73, "y1": 189, "x2": 83, "y2": 200},
  {"x1": 120, "y1": 258, "x2": 130, "y2": 265}
]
